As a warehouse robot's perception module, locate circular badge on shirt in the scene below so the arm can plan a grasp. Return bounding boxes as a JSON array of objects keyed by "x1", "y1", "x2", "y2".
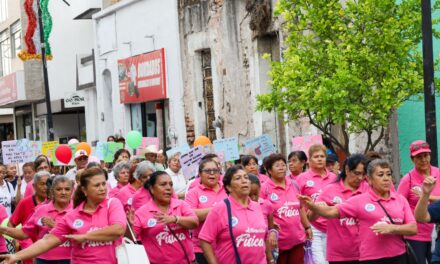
[
  {"x1": 127, "y1": 198, "x2": 133, "y2": 206},
  {"x1": 231, "y1": 216, "x2": 239, "y2": 227},
  {"x1": 73, "y1": 219, "x2": 84, "y2": 228},
  {"x1": 270, "y1": 193, "x2": 279, "y2": 201},
  {"x1": 306, "y1": 180, "x2": 315, "y2": 187},
  {"x1": 332, "y1": 196, "x2": 342, "y2": 204},
  {"x1": 364, "y1": 203, "x2": 376, "y2": 212},
  {"x1": 199, "y1": 195, "x2": 208, "y2": 203},
  {"x1": 412, "y1": 186, "x2": 422, "y2": 193},
  {"x1": 37, "y1": 217, "x2": 43, "y2": 226},
  {"x1": 147, "y1": 218, "x2": 157, "y2": 227}
]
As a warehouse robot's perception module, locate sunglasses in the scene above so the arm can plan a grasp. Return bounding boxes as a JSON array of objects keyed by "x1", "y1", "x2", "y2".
[{"x1": 202, "y1": 169, "x2": 220, "y2": 175}]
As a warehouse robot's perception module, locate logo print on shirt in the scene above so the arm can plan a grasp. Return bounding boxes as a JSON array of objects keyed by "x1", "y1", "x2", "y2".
[
  {"x1": 199, "y1": 195, "x2": 208, "y2": 203},
  {"x1": 127, "y1": 197, "x2": 133, "y2": 205},
  {"x1": 306, "y1": 180, "x2": 314, "y2": 187},
  {"x1": 332, "y1": 196, "x2": 342, "y2": 204},
  {"x1": 37, "y1": 217, "x2": 43, "y2": 226},
  {"x1": 364, "y1": 203, "x2": 375, "y2": 212},
  {"x1": 231, "y1": 216, "x2": 239, "y2": 227},
  {"x1": 270, "y1": 193, "x2": 279, "y2": 201},
  {"x1": 147, "y1": 218, "x2": 157, "y2": 227},
  {"x1": 73, "y1": 219, "x2": 84, "y2": 228},
  {"x1": 412, "y1": 186, "x2": 422, "y2": 193}
]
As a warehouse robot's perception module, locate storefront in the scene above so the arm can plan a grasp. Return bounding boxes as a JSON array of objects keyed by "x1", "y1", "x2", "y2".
[{"x1": 119, "y1": 49, "x2": 170, "y2": 148}]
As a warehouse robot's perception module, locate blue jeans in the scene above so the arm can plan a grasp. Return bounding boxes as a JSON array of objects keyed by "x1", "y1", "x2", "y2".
[{"x1": 35, "y1": 259, "x2": 70, "y2": 264}]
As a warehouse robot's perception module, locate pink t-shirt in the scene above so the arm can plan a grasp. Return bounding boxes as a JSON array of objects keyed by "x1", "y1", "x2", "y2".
[
  {"x1": 24, "y1": 181, "x2": 34, "y2": 197},
  {"x1": 316, "y1": 180, "x2": 369, "y2": 261},
  {"x1": 0, "y1": 205, "x2": 8, "y2": 253},
  {"x1": 108, "y1": 183, "x2": 126, "y2": 198},
  {"x1": 51, "y1": 198, "x2": 126, "y2": 264},
  {"x1": 397, "y1": 166, "x2": 440, "y2": 241},
  {"x1": 131, "y1": 188, "x2": 177, "y2": 212},
  {"x1": 297, "y1": 169, "x2": 337, "y2": 232},
  {"x1": 258, "y1": 174, "x2": 270, "y2": 185},
  {"x1": 199, "y1": 197, "x2": 267, "y2": 264},
  {"x1": 133, "y1": 198, "x2": 197, "y2": 264},
  {"x1": 258, "y1": 198, "x2": 273, "y2": 227},
  {"x1": 185, "y1": 183, "x2": 227, "y2": 253},
  {"x1": 22, "y1": 202, "x2": 73, "y2": 260},
  {"x1": 115, "y1": 183, "x2": 138, "y2": 210},
  {"x1": 260, "y1": 178, "x2": 305, "y2": 250},
  {"x1": 336, "y1": 190, "x2": 416, "y2": 261}
]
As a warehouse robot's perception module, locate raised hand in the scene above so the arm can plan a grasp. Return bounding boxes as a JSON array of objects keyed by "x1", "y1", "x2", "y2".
[
  {"x1": 297, "y1": 195, "x2": 314, "y2": 209},
  {"x1": 422, "y1": 176, "x2": 437, "y2": 195}
]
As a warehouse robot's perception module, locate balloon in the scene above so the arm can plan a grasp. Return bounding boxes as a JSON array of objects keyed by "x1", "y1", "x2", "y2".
[
  {"x1": 55, "y1": 145, "x2": 72, "y2": 164},
  {"x1": 76, "y1": 142, "x2": 92, "y2": 156},
  {"x1": 126, "y1": 130, "x2": 143, "y2": 149},
  {"x1": 194, "y1": 136, "x2": 212, "y2": 147}
]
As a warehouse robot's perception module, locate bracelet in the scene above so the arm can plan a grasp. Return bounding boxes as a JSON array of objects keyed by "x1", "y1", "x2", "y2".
[{"x1": 304, "y1": 226, "x2": 311, "y2": 231}]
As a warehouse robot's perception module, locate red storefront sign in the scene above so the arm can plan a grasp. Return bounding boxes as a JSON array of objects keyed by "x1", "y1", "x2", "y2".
[
  {"x1": 0, "y1": 72, "x2": 17, "y2": 105},
  {"x1": 118, "y1": 48, "x2": 167, "y2": 104}
]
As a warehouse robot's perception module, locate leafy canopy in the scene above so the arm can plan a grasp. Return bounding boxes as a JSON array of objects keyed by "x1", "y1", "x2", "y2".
[{"x1": 257, "y1": 0, "x2": 439, "y2": 153}]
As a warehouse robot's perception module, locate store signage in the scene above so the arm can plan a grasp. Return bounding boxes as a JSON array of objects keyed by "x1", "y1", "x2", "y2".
[
  {"x1": 64, "y1": 93, "x2": 86, "y2": 108},
  {"x1": 0, "y1": 72, "x2": 17, "y2": 105},
  {"x1": 118, "y1": 48, "x2": 167, "y2": 103}
]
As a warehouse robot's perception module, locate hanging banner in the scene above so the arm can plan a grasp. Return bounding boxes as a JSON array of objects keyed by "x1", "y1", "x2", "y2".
[
  {"x1": 244, "y1": 134, "x2": 275, "y2": 160},
  {"x1": 118, "y1": 48, "x2": 167, "y2": 104}
]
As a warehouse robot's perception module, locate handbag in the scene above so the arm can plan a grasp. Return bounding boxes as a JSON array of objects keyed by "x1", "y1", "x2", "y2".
[
  {"x1": 377, "y1": 201, "x2": 418, "y2": 264},
  {"x1": 224, "y1": 198, "x2": 242, "y2": 264},
  {"x1": 304, "y1": 240, "x2": 315, "y2": 264},
  {"x1": 116, "y1": 236, "x2": 150, "y2": 264}
]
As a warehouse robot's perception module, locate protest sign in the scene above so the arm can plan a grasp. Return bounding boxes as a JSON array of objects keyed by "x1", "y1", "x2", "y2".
[
  {"x1": 244, "y1": 134, "x2": 275, "y2": 160},
  {"x1": 95, "y1": 142, "x2": 124, "y2": 162},
  {"x1": 291, "y1": 135, "x2": 323, "y2": 157},
  {"x1": 213, "y1": 137, "x2": 239, "y2": 161},
  {"x1": 41, "y1": 141, "x2": 59, "y2": 162},
  {"x1": 1, "y1": 140, "x2": 34, "y2": 164},
  {"x1": 180, "y1": 146, "x2": 204, "y2": 180},
  {"x1": 136, "y1": 137, "x2": 160, "y2": 154}
]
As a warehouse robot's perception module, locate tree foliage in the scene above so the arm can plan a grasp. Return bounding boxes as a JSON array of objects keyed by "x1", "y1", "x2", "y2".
[{"x1": 257, "y1": 0, "x2": 439, "y2": 154}]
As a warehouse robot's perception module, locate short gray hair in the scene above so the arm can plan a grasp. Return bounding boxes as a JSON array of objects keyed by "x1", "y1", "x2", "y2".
[
  {"x1": 134, "y1": 161, "x2": 156, "y2": 180},
  {"x1": 33, "y1": 171, "x2": 50, "y2": 184},
  {"x1": 113, "y1": 161, "x2": 131, "y2": 179},
  {"x1": 167, "y1": 153, "x2": 181, "y2": 165},
  {"x1": 367, "y1": 159, "x2": 392, "y2": 178},
  {"x1": 51, "y1": 175, "x2": 74, "y2": 190}
]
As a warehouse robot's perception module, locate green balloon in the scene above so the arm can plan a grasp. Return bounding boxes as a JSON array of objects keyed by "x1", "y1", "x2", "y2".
[{"x1": 126, "y1": 130, "x2": 142, "y2": 149}]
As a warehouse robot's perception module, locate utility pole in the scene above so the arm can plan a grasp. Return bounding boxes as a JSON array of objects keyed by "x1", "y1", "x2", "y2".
[
  {"x1": 421, "y1": 0, "x2": 437, "y2": 165},
  {"x1": 37, "y1": 0, "x2": 54, "y2": 141}
]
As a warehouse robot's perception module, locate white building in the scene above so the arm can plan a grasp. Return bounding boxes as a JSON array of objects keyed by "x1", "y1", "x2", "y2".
[{"x1": 92, "y1": 0, "x2": 187, "y2": 148}]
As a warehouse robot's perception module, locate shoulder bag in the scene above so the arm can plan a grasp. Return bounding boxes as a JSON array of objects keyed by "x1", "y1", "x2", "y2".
[{"x1": 224, "y1": 198, "x2": 242, "y2": 264}]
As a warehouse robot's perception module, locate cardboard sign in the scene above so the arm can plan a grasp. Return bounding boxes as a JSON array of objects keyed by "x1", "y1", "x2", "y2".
[
  {"x1": 214, "y1": 137, "x2": 239, "y2": 161},
  {"x1": 291, "y1": 135, "x2": 323, "y2": 157},
  {"x1": 136, "y1": 137, "x2": 160, "y2": 154},
  {"x1": 95, "y1": 142, "x2": 124, "y2": 162},
  {"x1": 244, "y1": 134, "x2": 275, "y2": 160},
  {"x1": 1, "y1": 139, "x2": 34, "y2": 164},
  {"x1": 166, "y1": 144, "x2": 190, "y2": 158},
  {"x1": 41, "y1": 141, "x2": 59, "y2": 162},
  {"x1": 180, "y1": 146, "x2": 204, "y2": 180}
]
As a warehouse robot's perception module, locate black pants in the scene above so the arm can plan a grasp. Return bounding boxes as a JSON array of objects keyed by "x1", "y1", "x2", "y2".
[
  {"x1": 407, "y1": 239, "x2": 432, "y2": 264},
  {"x1": 360, "y1": 254, "x2": 406, "y2": 264},
  {"x1": 195, "y1": 253, "x2": 208, "y2": 264},
  {"x1": 35, "y1": 259, "x2": 70, "y2": 264},
  {"x1": 330, "y1": 261, "x2": 359, "y2": 264}
]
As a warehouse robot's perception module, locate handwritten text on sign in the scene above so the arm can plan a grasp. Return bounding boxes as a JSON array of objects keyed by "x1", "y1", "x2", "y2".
[{"x1": 180, "y1": 146, "x2": 204, "y2": 180}]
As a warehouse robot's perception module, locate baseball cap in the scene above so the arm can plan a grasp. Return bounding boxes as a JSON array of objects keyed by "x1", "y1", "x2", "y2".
[
  {"x1": 74, "y1": 149, "x2": 89, "y2": 159},
  {"x1": 410, "y1": 140, "x2": 431, "y2": 157},
  {"x1": 326, "y1": 153, "x2": 339, "y2": 163}
]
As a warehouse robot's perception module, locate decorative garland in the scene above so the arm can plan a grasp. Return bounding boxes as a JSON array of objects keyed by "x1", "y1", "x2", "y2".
[{"x1": 19, "y1": 0, "x2": 53, "y2": 61}]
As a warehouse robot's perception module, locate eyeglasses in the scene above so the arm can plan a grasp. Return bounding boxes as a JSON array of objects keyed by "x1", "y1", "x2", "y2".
[
  {"x1": 411, "y1": 143, "x2": 430, "y2": 152},
  {"x1": 202, "y1": 169, "x2": 220, "y2": 175}
]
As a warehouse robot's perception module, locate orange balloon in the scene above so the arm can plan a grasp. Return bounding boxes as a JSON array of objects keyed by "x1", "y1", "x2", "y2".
[
  {"x1": 194, "y1": 136, "x2": 212, "y2": 147},
  {"x1": 76, "y1": 142, "x2": 92, "y2": 156}
]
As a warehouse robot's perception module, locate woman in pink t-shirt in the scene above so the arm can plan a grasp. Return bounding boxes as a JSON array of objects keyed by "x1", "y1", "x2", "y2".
[
  {"x1": 0, "y1": 167, "x2": 127, "y2": 264},
  {"x1": 185, "y1": 158, "x2": 227, "y2": 264},
  {"x1": 287, "y1": 151, "x2": 308, "y2": 181},
  {"x1": 133, "y1": 171, "x2": 199, "y2": 264},
  {"x1": 297, "y1": 144, "x2": 337, "y2": 264},
  {"x1": 261, "y1": 154, "x2": 312, "y2": 264},
  {"x1": 312, "y1": 154, "x2": 369, "y2": 264},
  {"x1": 108, "y1": 161, "x2": 131, "y2": 198},
  {"x1": 200, "y1": 165, "x2": 268, "y2": 264},
  {"x1": 241, "y1": 155, "x2": 270, "y2": 185},
  {"x1": 0, "y1": 175, "x2": 74, "y2": 264},
  {"x1": 397, "y1": 140, "x2": 440, "y2": 264},
  {"x1": 299, "y1": 159, "x2": 417, "y2": 264}
]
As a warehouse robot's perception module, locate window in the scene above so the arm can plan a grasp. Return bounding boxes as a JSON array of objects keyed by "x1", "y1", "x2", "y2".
[
  {"x1": 0, "y1": 0, "x2": 8, "y2": 23},
  {"x1": 11, "y1": 20, "x2": 21, "y2": 57},
  {"x1": 0, "y1": 30, "x2": 11, "y2": 77}
]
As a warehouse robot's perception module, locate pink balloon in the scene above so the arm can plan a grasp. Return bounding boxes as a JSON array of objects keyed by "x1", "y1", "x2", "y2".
[{"x1": 55, "y1": 145, "x2": 72, "y2": 164}]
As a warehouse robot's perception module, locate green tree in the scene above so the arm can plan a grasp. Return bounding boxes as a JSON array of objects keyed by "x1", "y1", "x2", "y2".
[{"x1": 257, "y1": 0, "x2": 439, "y2": 154}]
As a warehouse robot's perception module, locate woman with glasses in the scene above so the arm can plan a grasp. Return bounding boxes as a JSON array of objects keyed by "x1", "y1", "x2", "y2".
[
  {"x1": 185, "y1": 159, "x2": 227, "y2": 264},
  {"x1": 260, "y1": 154, "x2": 312, "y2": 264},
  {"x1": 299, "y1": 159, "x2": 417, "y2": 264},
  {"x1": 311, "y1": 154, "x2": 369, "y2": 264},
  {"x1": 397, "y1": 140, "x2": 440, "y2": 264}
]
